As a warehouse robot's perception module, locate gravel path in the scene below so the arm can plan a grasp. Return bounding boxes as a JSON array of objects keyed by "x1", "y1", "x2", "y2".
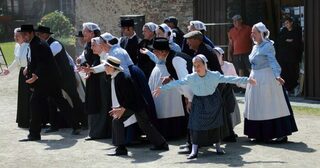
[{"x1": 0, "y1": 69, "x2": 319, "y2": 168}]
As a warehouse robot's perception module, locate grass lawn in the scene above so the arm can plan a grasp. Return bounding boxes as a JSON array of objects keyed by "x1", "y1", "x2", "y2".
[
  {"x1": 292, "y1": 106, "x2": 320, "y2": 116},
  {"x1": 0, "y1": 42, "x2": 15, "y2": 65}
]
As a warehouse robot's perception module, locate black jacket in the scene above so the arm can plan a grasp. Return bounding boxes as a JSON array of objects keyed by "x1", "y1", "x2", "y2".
[
  {"x1": 113, "y1": 72, "x2": 146, "y2": 113},
  {"x1": 120, "y1": 35, "x2": 141, "y2": 65},
  {"x1": 137, "y1": 38, "x2": 155, "y2": 79},
  {"x1": 195, "y1": 43, "x2": 222, "y2": 73},
  {"x1": 275, "y1": 26, "x2": 303, "y2": 63},
  {"x1": 27, "y1": 35, "x2": 61, "y2": 94}
]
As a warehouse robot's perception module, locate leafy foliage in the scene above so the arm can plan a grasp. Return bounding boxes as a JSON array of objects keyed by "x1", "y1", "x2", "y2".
[{"x1": 38, "y1": 11, "x2": 75, "y2": 46}]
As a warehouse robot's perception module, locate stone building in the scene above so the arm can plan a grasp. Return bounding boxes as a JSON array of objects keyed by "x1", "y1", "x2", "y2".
[{"x1": 75, "y1": 0, "x2": 193, "y2": 37}]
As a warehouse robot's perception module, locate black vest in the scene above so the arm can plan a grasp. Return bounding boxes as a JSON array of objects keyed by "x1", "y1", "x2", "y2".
[
  {"x1": 47, "y1": 37, "x2": 75, "y2": 81},
  {"x1": 165, "y1": 50, "x2": 193, "y2": 80}
]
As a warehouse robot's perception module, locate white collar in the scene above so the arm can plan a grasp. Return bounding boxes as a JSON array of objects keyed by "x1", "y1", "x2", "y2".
[
  {"x1": 128, "y1": 32, "x2": 137, "y2": 39},
  {"x1": 111, "y1": 71, "x2": 120, "y2": 79}
]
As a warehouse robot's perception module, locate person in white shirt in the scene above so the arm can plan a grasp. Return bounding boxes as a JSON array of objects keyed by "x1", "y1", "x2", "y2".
[{"x1": 2, "y1": 27, "x2": 31, "y2": 128}]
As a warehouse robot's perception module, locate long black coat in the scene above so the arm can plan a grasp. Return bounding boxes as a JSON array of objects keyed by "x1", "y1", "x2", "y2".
[
  {"x1": 27, "y1": 36, "x2": 61, "y2": 95},
  {"x1": 276, "y1": 26, "x2": 303, "y2": 63}
]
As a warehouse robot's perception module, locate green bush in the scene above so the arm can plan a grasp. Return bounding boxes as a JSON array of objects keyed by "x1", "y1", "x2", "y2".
[
  {"x1": 38, "y1": 11, "x2": 75, "y2": 38},
  {"x1": 38, "y1": 10, "x2": 75, "y2": 54}
]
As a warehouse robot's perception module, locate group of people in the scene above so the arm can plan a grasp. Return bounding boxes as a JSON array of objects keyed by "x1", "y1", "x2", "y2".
[{"x1": 2, "y1": 15, "x2": 298, "y2": 159}]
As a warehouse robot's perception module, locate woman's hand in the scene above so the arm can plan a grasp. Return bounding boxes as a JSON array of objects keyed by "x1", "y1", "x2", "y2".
[
  {"x1": 152, "y1": 87, "x2": 161, "y2": 97},
  {"x1": 186, "y1": 101, "x2": 192, "y2": 113},
  {"x1": 23, "y1": 67, "x2": 28, "y2": 76},
  {"x1": 161, "y1": 76, "x2": 172, "y2": 85},
  {"x1": 248, "y1": 77, "x2": 257, "y2": 86},
  {"x1": 81, "y1": 63, "x2": 92, "y2": 74},
  {"x1": 1, "y1": 69, "x2": 9, "y2": 76},
  {"x1": 140, "y1": 48, "x2": 150, "y2": 55},
  {"x1": 276, "y1": 77, "x2": 285, "y2": 85},
  {"x1": 109, "y1": 107, "x2": 126, "y2": 119},
  {"x1": 26, "y1": 73, "x2": 38, "y2": 84}
]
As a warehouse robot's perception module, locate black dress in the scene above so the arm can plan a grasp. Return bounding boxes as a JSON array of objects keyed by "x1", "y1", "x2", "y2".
[
  {"x1": 83, "y1": 42, "x2": 112, "y2": 139},
  {"x1": 275, "y1": 26, "x2": 303, "y2": 91}
]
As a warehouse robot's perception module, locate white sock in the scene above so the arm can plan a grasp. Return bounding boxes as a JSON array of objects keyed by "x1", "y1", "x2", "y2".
[{"x1": 190, "y1": 144, "x2": 198, "y2": 155}]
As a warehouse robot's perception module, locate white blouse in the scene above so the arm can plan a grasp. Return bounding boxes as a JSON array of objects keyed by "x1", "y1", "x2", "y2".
[{"x1": 8, "y1": 43, "x2": 29, "y2": 71}]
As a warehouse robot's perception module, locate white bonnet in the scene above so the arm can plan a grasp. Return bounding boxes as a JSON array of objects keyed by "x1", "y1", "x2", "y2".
[
  {"x1": 82, "y1": 22, "x2": 100, "y2": 31},
  {"x1": 144, "y1": 22, "x2": 158, "y2": 32},
  {"x1": 190, "y1": 20, "x2": 206, "y2": 31}
]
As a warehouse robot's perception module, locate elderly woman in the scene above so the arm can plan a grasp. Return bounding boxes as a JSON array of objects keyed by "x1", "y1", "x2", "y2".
[
  {"x1": 154, "y1": 54, "x2": 256, "y2": 159},
  {"x1": 244, "y1": 22, "x2": 298, "y2": 143},
  {"x1": 2, "y1": 28, "x2": 30, "y2": 128},
  {"x1": 77, "y1": 22, "x2": 112, "y2": 140},
  {"x1": 137, "y1": 22, "x2": 158, "y2": 79}
]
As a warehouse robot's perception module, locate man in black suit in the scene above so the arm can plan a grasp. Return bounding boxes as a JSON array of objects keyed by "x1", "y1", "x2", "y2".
[
  {"x1": 35, "y1": 25, "x2": 83, "y2": 134},
  {"x1": 164, "y1": 16, "x2": 185, "y2": 47},
  {"x1": 120, "y1": 19, "x2": 141, "y2": 65},
  {"x1": 104, "y1": 56, "x2": 168, "y2": 156},
  {"x1": 19, "y1": 25, "x2": 73, "y2": 141}
]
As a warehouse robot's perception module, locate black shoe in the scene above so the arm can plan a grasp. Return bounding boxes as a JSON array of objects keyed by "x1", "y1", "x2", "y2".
[
  {"x1": 216, "y1": 149, "x2": 225, "y2": 155},
  {"x1": 107, "y1": 147, "x2": 128, "y2": 156},
  {"x1": 179, "y1": 142, "x2": 191, "y2": 149},
  {"x1": 250, "y1": 138, "x2": 263, "y2": 143},
  {"x1": 150, "y1": 143, "x2": 169, "y2": 151},
  {"x1": 19, "y1": 135, "x2": 41, "y2": 142},
  {"x1": 178, "y1": 147, "x2": 191, "y2": 154},
  {"x1": 44, "y1": 127, "x2": 59, "y2": 133},
  {"x1": 84, "y1": 137, "x2": 96, "y2": 141},
  {"x1": 187, "y1": 153, "x2": 198, "y2": 159},
  {"x1": 273, "y1": 136, "x2": 288, "y2": 143},
  {"x1": 71, "y1": 129, "x2": 81, "y2": 135}
]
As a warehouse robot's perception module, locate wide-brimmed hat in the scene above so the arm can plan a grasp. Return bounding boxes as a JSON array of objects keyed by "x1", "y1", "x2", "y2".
[
  {"x1": 103, "y1": 56, "x2": 124, "y2": 71},
  {"x1": 150, "y1": 37, "x2": 170, "y2": 51},
  {"x1": 18, "y1": 25, "x2": 34, "y2": 32},
  {"x1": 35, "y1": 25, "x2": 54, "y2": 34},
  {"x1": 120, "y1": 19, "x2": 135, "y2": 27}
]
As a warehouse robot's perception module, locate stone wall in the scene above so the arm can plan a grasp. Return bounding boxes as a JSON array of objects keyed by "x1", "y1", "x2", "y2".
[{"x1": 75, "y1": 0, "x2": 193, "y2": 37}]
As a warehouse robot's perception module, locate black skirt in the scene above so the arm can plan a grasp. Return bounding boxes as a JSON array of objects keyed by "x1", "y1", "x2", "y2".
[
  {"x1": 189, "y1": 91, "x2": 225, "y2": 146},
  {"x1": 88, "y1": 73, "x2": 112, "y2": 139},
  {"x1": 244, "y1": 87, "x2": 298, "y2": 140},
  {"x1": 16, "y1": 67, "x2": 31, "y2": 128},
  {"x1": 156, "y1": 116, "x2": 188, "y2": 140}
]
